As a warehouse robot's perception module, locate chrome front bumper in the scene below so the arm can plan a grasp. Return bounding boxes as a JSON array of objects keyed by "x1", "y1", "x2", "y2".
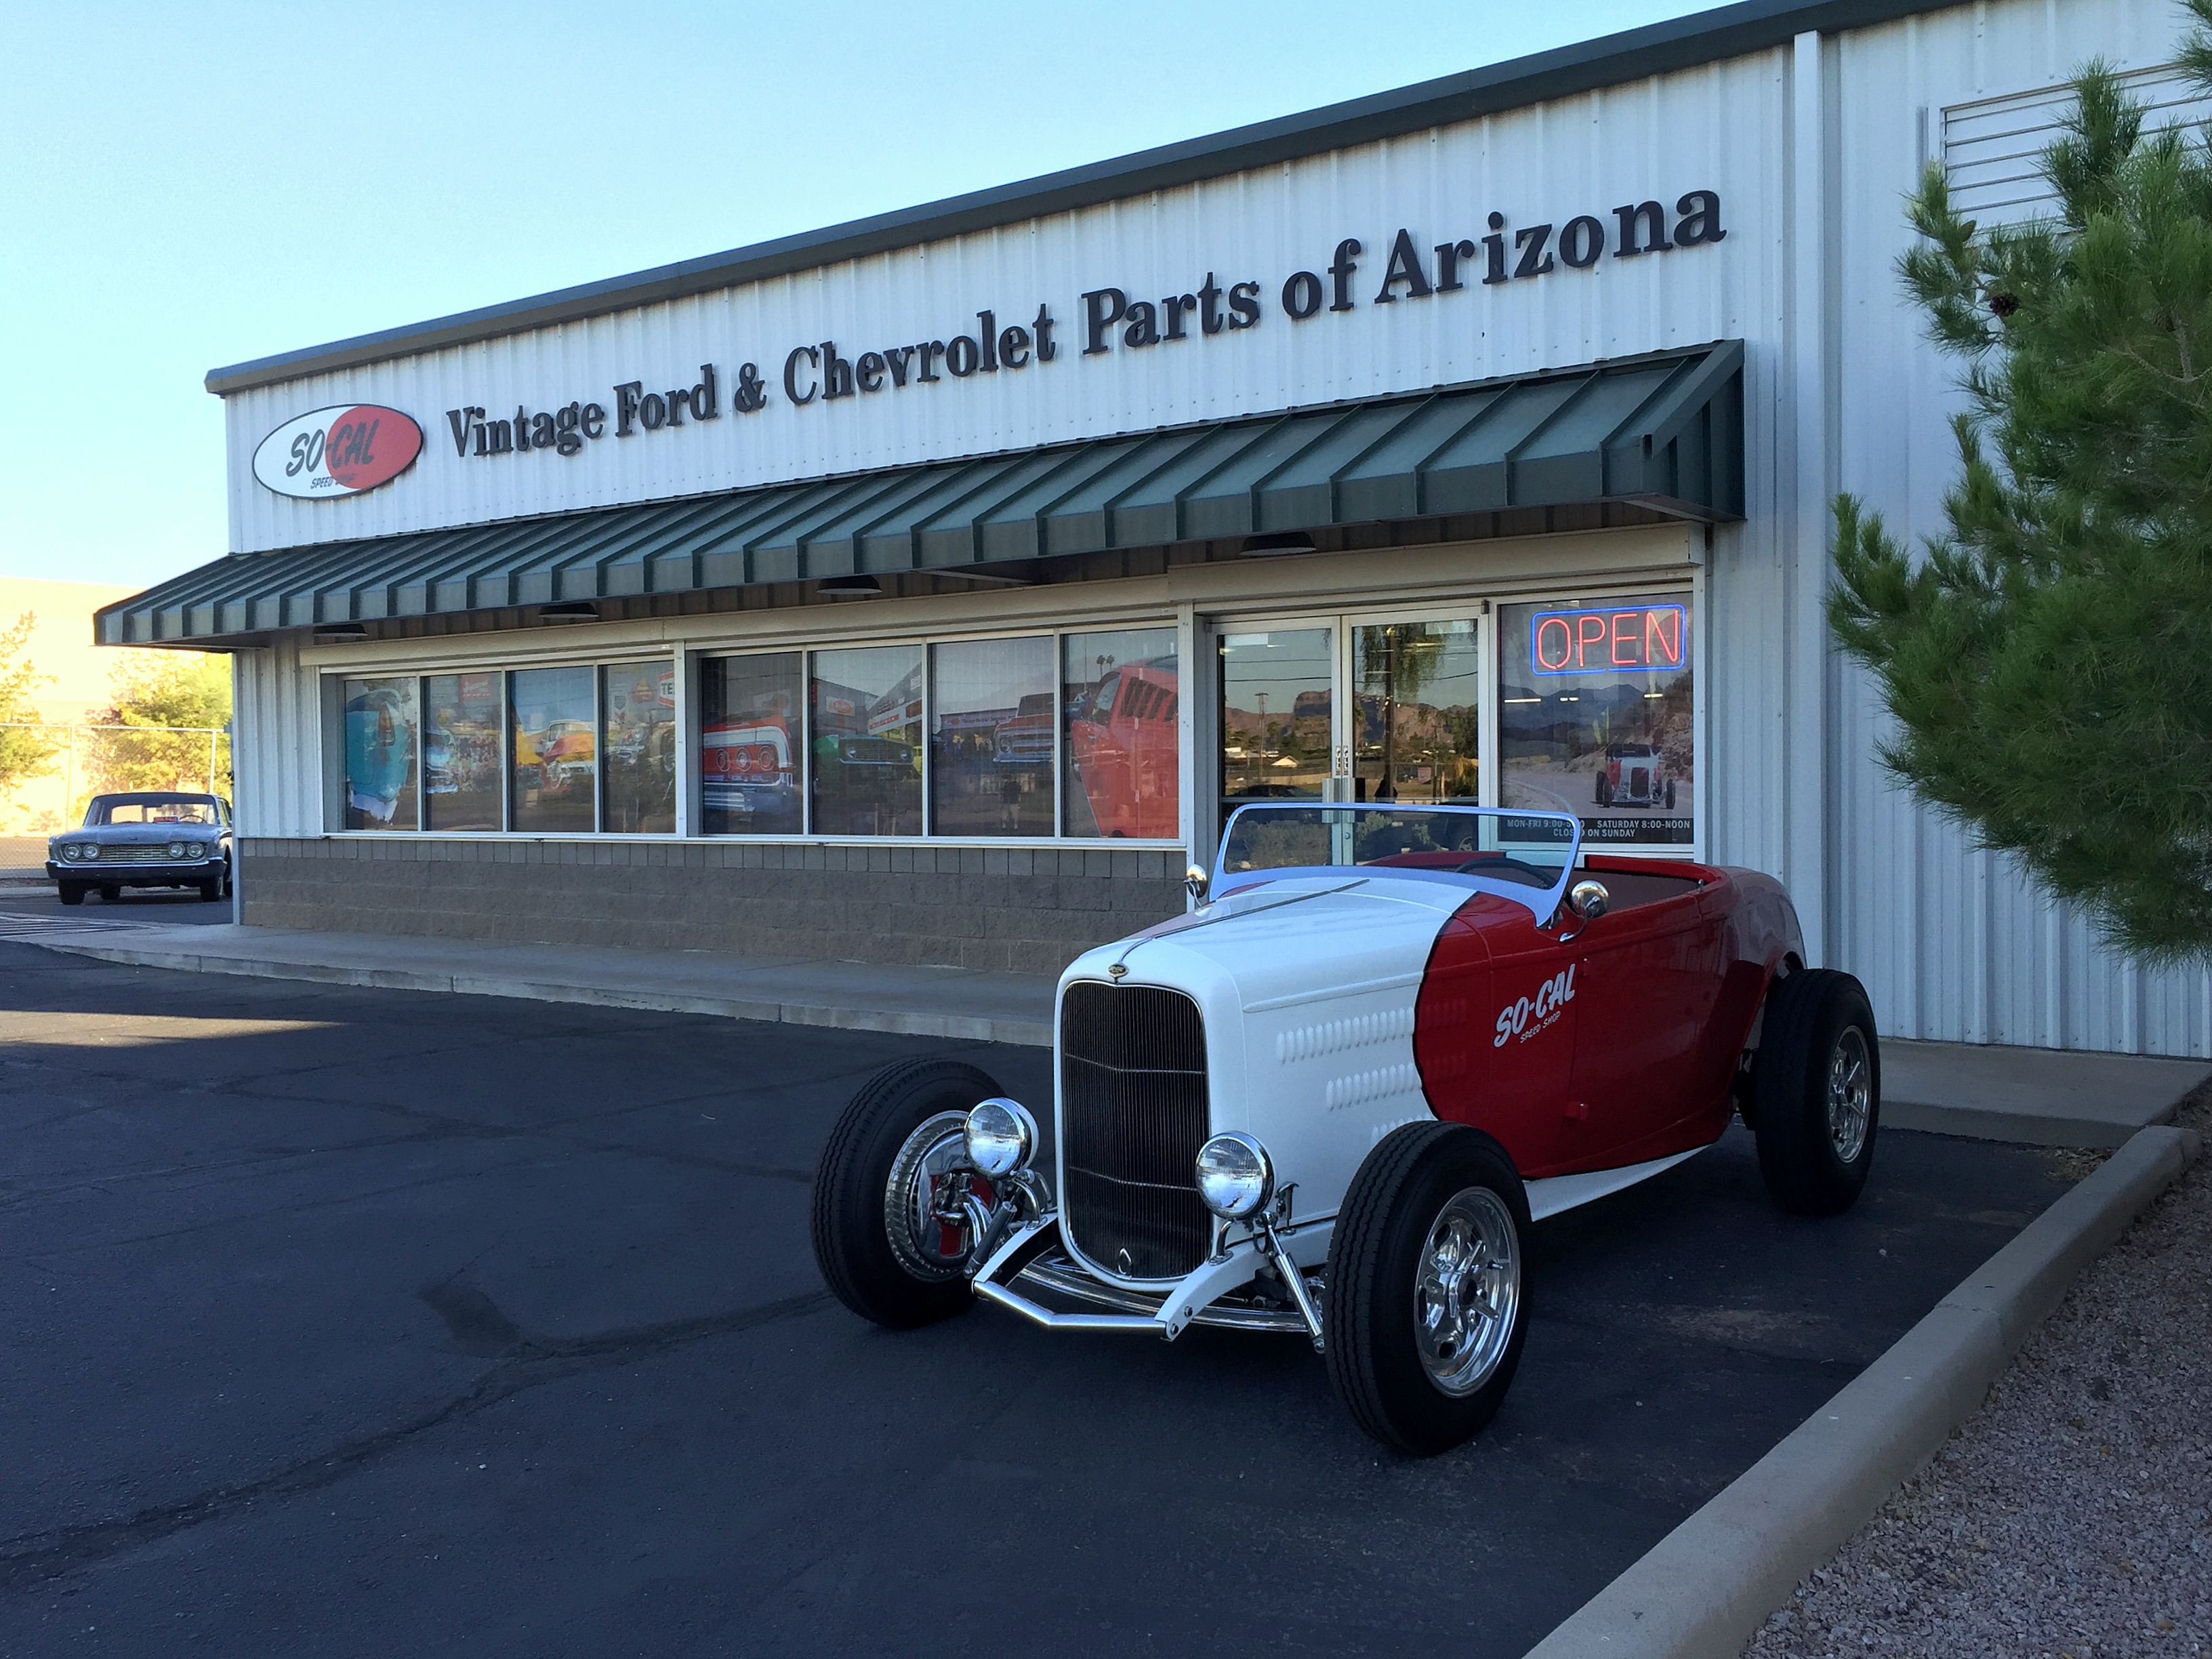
[{"x1": 969, "y1": 1216, "x2": 1318, "y2": 1340}]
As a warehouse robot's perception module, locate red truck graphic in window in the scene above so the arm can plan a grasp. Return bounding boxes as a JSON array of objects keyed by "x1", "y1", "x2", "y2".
[{"x1": 1067, "y1": 656, "x2": 1179, "y2": 839}]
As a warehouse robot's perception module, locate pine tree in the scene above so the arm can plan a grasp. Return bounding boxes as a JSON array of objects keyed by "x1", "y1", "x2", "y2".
[{"x1": 1830, "y1": 3, "x2": 2212, "y2": 964}]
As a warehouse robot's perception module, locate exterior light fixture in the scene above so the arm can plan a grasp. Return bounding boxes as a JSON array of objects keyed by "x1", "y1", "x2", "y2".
[
  {"x1": 1238, "y1": 532, "x2": 1317, "y2": 558},
  {"x1": 817, "y1": 575, "x2": 884, "y2": 598},
  {"x1": 312, "y1": 622, "x2": 368, "y2": 641},
  {"x1": 537, "y1": 601, "x2": 598, "y2": 621}
]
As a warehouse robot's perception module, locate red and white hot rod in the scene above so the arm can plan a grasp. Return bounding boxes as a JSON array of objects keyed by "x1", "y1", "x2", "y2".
[{"x1": 812, "y1": 804, "x2": 1879, "y2": 1455}]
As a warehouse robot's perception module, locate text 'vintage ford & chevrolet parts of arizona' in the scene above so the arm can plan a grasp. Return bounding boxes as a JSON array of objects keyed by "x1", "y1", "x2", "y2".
[{"x1": 811, "y1": 804, "x2": 1879, "y2": 1454}]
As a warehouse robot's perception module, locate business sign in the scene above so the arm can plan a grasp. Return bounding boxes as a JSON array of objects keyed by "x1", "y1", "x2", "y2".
[
  {"x1": 253, "y1": 405, "x2": 423, "y2": 499},
  {"x1": 1529, "y1": 604, "x2": 1689, "y2": 677},
  {"x1": 434, "y1": 192, "x2": 1727, "y2": 472}
]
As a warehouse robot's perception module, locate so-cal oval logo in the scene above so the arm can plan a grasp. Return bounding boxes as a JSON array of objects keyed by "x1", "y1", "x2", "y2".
[{"x1": 252, "y1": 405, "x2": 422, "y2": 499}]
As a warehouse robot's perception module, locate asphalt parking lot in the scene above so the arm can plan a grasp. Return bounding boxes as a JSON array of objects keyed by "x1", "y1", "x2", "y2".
[
  {"x1": 0, "y1": 943, "x2": 2074, "y2": 1658},
  {"x1": 0, "y1": 884, "x2": 234, "y2": 927}
]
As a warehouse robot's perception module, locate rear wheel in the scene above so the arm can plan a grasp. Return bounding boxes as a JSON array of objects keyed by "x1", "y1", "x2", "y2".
[
  {"x1": 1750, "y1": 968, "x2": 1880, "y2": 1216},
  {"x1": 1325, "y1": 1123, "x2": 1530, "y2": 1456},
  {"x1": 811, "y1": 1058, "x2": 1003, "y2": 1329},
  {"x1": 58, "y1": 882, "x2": 85, "y2": 906}
]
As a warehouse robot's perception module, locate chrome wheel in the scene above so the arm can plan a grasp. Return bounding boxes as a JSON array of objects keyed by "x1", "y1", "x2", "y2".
[
  {"x1": 882, "y1": 1111, "x2": 972, "y2": 1282},
  {"x1": 1827, "y1": 1027, "x2": 1872, "y2": 1163},
  {"x1": 1412, "y1": 1186, "x2": 1521, "y2": 1397}
]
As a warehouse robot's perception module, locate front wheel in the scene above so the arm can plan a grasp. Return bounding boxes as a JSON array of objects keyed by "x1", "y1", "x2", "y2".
[
  {"x1": 810, "y1": 1058, "x2": 1003, "y2": 1329},
  {"x1": 58, "y1": 882, "x2": 85, "y2": 906},
  {"x1": 199, "y1": 867, "x2": 228, "y2": 902},
  {"x1": 98, "y1": 884, "x2": 121, "y2": 903},
  {"x1": 1325, "y1": 1123, "x2": 1530, "y2": 1456},
  {"x1": 1750, "y1": 968, "x2": 1880, "y2": 1216}
]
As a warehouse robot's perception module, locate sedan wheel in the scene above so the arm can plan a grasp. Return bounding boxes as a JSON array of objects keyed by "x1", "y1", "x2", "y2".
[{"x1": 1325, "y1": 1123, "x2": 1530, "y2": 1456}]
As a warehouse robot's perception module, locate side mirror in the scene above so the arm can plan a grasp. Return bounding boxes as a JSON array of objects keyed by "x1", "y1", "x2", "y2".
[
  {"x1": 1185, "y1": 862, "x2": 1210, "y2": 905},
  {"x1": 1568, "y1": 879, "x2": 1610, "y2": 921}
]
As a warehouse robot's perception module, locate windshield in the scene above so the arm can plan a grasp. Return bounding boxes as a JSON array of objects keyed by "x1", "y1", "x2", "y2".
[
  {"x1": 1214, "y1": 804, "x2": 1581, "y2": 914},
  {"x1": 85, "y1": 796, "x2": 222, "y2": 827}
]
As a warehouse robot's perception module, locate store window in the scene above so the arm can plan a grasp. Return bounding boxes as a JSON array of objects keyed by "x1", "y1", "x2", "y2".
[
  {"x1": 811, "y1": 645, "x2": 922, "y2": 836},
  {"x1": 931, "y1": 637, "x2": 1054, "y2": 836},
  {"x1": 1219, "y1": 628, "x2": 1332, "y2": 822},
  {"x1": 1352, "y1": 620, "x2": 1479, "y2": 805},
  {"x1": 1497, "y1": 593, "x2": 1694, "y2": 847},
  {"x1": 510, "y1": 665, "x2": 597, "y2": 834},
  {"x1": 423, "y1": 672, "x2": 503, "y2": 831},
  {"x1": 1062, "y1": 627, "x2": 1179, "y2": 838},
  {"x1": 341, "y1": 676, "x2": 419, "y2": 830},
  {"x1": 602, "y1": 663, "x2": 676, "y2": 834},
  {"x1": 701, "y1": 652, "x2": 802, "y2": 835}
]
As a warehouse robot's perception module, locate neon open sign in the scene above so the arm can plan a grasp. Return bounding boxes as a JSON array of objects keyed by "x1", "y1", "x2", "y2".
[{"x1": 1530, "y1": 604, "x2": 1689, "y2": 676}]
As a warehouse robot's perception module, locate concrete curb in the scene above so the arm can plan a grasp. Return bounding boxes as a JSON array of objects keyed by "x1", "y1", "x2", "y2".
[
  {"x1": 1523, "y1": 1122, "x2": 2202, "y2": 1659},
  {"x1": 1881, "y1": 1099, "x2": 2180, "y2": 1150},
  {"x1": 41, "y1": 941, "x2": 1053, "y2": 1048}
]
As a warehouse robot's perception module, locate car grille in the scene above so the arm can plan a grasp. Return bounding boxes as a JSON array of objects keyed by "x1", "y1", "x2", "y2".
[
  {"x1": 1059, "y1": 981, "x2": 1210, "y2": 1282},
  {"x1": 1629, "y1": 766, "x2": 1650, "y2": 796},
  {"x1": 85, "y1": 846, "x2": 199, "y2": 865}
]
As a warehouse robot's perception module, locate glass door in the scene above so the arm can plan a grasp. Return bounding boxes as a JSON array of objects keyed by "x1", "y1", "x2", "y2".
[
  {"x1": 1349, "y1": 618, "x2": 1482, "y2": 806},
  {"x1": 1214, "y1": 610, "x2": 1486, "y2": 849},
  {"x1": 1218, "y1": 626, "x2": 1334, "y2": 827}
]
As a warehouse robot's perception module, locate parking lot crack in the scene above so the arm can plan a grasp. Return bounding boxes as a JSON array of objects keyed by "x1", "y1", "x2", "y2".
[{"x1": 0, "y1": 1287, "x2": 832, "y2": 1595}]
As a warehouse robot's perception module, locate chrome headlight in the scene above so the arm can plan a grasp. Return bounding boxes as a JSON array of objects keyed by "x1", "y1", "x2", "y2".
[
  {"x1": 78, "y1": 844, "x2": 99, "y2": 862},
  {"x1": 167, "y1": 840, "x2": 187, "y2": 859},
  {"x1": 1195, "y1": 1132, "x2": 1275, "y2": 1220},
  {"x1": 963, "y1": 1098, "x2": 1038, "y2": 1179},
  {"x1": 58, "y1": 844, "x2": 79, "y2": 861}
]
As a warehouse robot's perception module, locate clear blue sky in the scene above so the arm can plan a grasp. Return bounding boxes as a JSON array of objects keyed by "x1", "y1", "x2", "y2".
[{"x1": 0, "y1": 1, "x2": 1711, "y2": 593}]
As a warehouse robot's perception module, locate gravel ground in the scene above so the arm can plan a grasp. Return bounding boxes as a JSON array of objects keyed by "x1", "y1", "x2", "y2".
[{"x1": 1744, "y1": 1086, "x2": 2212, "y2": 1659}]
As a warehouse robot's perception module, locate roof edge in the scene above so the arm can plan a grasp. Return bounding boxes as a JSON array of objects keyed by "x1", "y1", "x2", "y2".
[{"x1": 206, "y1": 0, "x2": 1946, "y2": 395}]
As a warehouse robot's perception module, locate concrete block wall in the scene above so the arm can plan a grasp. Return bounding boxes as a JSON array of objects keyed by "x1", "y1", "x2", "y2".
[{"x1": 237, "y1": 838, "x2": 1185, "y2": 976}]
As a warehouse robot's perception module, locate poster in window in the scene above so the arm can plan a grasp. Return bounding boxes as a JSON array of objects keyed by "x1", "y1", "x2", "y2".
[
  {"x1": 510, "y1": 665, "x2": 596, "y2": 834},
  {"x1": 1497, "y1": 595, "x2": 1694, "y2": 846},
  {"x1": 341, "y1": 676, "x2": 418, "y2": 830},
  {"x1": 701, "y1": 653, "x2": 803, "y2": 835},
  {"x1": 602, "y1": 662, "x2": 675, "y2": 834},
  {"x1": 1063, "y1": 628, "x2": 1179, "y2": 838},
  {"x1": 811, "y1": 646, "x2": 922, "y2": 836},
  {"x1": 931, "y1": 638, "x2": 1054, "y2": 837},
  {"x1": 424, "y1": 672, "x2": 502, "y2": 831}
]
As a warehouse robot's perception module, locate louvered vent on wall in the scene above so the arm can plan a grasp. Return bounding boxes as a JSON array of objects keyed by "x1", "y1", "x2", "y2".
[{"x1": 1943, "y1": 64, "x2": 2212, "y2": 227}]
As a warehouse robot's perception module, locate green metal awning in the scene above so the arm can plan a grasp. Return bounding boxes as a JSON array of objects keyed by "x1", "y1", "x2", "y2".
[{"x1": 103, "y1": 340, "x2": 1742, "y2": 647}]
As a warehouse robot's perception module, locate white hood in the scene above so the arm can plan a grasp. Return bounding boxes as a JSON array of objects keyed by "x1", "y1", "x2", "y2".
[{"x1": 1057, "y1": 874, "x2": 1473, "y2": 1238}]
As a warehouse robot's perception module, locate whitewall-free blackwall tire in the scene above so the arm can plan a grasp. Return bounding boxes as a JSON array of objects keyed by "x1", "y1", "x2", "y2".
[
  {"x1": 1750, "y1": 968, "x2": 1880, "y2": 1216},
  {"x1": 1324, "y1": 1122, "x2": 1530, "y2": 1456},
  {"x1": 810, "y1": 1058, "x2": 1003, "y2": 1330}
]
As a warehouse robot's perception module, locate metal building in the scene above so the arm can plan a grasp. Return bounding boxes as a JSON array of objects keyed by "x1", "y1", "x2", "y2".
[{"x1": 105, "y1": 0, "x2": 2211, "y2": 1055}]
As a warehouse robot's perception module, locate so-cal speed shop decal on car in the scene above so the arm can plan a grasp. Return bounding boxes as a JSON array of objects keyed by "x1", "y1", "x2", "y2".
[
  {"x1": 251, "y1": 405, "x2": 423, "y2": 499},
  {"x1": 1494, "y1": 965, "x2": 1576, "y2": 1046}
]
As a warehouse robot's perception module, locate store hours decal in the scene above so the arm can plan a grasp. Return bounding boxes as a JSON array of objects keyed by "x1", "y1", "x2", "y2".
[{"x1": 438, "y1": 189, "x2": 1726, "y2": 467}]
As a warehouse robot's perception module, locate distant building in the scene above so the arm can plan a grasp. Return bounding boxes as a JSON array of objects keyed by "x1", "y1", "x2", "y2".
[{"x1": 0, "y1": 577, "x2": 202, "y2": 832}]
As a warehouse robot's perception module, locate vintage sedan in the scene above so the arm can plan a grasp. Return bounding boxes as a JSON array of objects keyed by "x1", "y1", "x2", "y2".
[
  {"x1": 812, "y1": 804, "x2": 1879, "y2": 1455},
  {"x1": 47, "y1": 792, "x2": 234, "y2": 905}
]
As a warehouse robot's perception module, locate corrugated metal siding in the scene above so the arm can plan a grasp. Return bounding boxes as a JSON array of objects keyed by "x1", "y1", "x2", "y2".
[
  {"x1": 223, "y1": 56, "x2": 1787, "y2": 556},
  {"x1": 1830, "y1": 0, "x2": 2212, "y2": 1057},
  {"x1": 1945, "y1": 62, "x2": 2211, "y2": 226}
]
